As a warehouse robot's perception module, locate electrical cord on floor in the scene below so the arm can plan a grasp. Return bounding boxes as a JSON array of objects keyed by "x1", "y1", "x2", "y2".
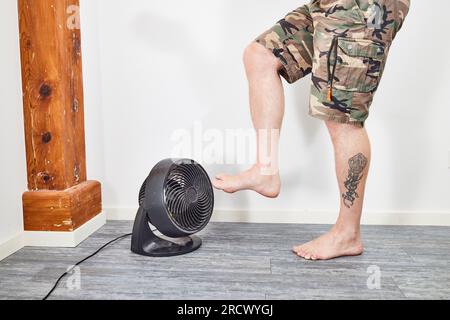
[{"x1": 42, "y1": 233, "x2": 133, "y2": 300}]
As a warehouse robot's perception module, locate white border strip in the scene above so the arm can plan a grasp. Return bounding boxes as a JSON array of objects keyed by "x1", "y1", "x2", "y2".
[
  {"x1": 0, "y1": 212, "x2": 106, "y2": 261},
  {"x1": 105, "y1": 207, "x2": 450, "y2": 226},
  {"x1": 0, "y1": 233, "x2": 24, "y2": 261},
  {"x1": 23, "y1": 211, "x2": 106, "y2": 248}
]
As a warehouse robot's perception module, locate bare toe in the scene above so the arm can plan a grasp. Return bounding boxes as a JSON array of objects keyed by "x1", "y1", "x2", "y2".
[
  {"x1": 293, "y1": 245, "x2": 305, "y2": 256},
  {"x1": 298, "y1": 249, "x2": 308, "y2": 258},
  {"x1": 215, "y1": 174, "x2": 226, "y2": 180},
  {"x1": 212, "y1": 179, "x2": 225, "y2": 190}
]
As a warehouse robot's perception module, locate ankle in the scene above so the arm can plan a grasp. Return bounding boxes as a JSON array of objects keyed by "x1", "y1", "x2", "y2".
[
  {"x1": 254, "y1": 163, "x2": 279, "y2": 176},
  {"x1": 332, "y1": 223, "x2": 361, "y2": 240}
]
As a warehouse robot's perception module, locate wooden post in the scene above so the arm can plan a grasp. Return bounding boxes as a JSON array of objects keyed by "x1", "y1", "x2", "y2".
[{"x1": 18, "y1": 0, "x2": 101, "y2": 232}]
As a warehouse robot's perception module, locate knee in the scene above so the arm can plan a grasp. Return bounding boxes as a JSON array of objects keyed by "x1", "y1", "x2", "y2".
[
  {"x1": 325, "y1": 120, "x2": 364, "y2": 140},
  {"x1": 243, "y1": 42, "x2": 280, "y2": 73},
  {"x1": 325, "y1": 120, "x2": 342, "y2": 135}
]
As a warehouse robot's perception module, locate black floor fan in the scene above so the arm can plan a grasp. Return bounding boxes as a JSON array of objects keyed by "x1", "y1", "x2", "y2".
[{"x1": 131, "y1": 159, "x2": 214, "y2": 257}]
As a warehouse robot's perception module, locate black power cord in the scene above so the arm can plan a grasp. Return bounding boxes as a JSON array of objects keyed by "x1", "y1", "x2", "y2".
[{"x1": 43, "y1": 233, "x2": 132, "y2": 300}]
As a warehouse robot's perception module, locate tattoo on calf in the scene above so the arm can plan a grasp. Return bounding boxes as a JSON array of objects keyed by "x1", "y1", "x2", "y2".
[{"x1": 342, "y1": 153, "x2": 368, "y2": 208}]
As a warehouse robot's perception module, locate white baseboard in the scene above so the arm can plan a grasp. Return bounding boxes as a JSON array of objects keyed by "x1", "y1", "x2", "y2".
[
  {"x1": 105, "y1": 207, "x2": 450, "y2": 226},
  {"x1": 106, "y1": 207, "x2": 138, "y2": 221},
  {"x1": 0, "y1": 212, "x2": 107, "y2": 261},
  {"x1": 0, "y1": 233, "x2": 24, "y2": 261},
  {"x1": 24, "y1": 211, "x2": 106, "y2": 248},
  {"x1": 212, "y1": 210, "x2": 450, "y2": 226}
]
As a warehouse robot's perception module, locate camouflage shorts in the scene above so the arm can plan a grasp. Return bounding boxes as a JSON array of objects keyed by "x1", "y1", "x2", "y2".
[{"x1": 256, "y1": 0, "x2": 410, "y2": 127}]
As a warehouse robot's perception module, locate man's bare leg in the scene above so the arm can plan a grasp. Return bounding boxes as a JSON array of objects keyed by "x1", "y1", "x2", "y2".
[
  {"x1": 213, "y1": 43, "x2": 284, "y2": 198},
  {"x1": 293, "y1": 121, "x2": 370, "y2": 260}
]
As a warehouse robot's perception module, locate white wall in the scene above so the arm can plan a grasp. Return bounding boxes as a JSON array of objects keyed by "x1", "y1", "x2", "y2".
[
  {"x1": 0, "y1": 0, "x2": 26, "y2": 253},
  {"x1": 80, "y1": 0, "x2": 106, "y2": 184},
  {"x1": 83, "y1": 0, "x2": 450, "y2": 219}
]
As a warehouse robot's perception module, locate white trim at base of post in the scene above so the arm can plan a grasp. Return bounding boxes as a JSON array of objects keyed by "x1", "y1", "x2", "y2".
[
  {"x1": 0, "y1": 233, "x2": 24, "y2": 262},
  {"x1": 23, "y1": 211, "x2": 106, "y2": 248}
]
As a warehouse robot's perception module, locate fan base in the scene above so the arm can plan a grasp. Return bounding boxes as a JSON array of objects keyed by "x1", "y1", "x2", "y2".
[
  {"x1": 131, "y1": 206, "x2": 203, "y2": 257},
  {"x1": 133, "y1": 235, "x2": 202, "y2": 257}
]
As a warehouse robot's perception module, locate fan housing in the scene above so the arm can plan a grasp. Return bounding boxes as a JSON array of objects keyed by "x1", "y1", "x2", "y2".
[{"x1": 131, "y1": 158, "x2": 214, "y2": 257}]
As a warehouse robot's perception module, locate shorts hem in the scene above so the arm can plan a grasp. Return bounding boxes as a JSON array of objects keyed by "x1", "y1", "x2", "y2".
[
  {"x1": 253, "y1": 40, "x2": 301, "y2": 84},
  {"x1": 308, "y1": 110, "x2": 365, "y2": 128},
  {"x1": 279, "y1": 64, "x2": 300, "y2": 84}
]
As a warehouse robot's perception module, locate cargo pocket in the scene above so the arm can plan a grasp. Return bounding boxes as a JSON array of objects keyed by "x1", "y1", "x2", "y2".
[{"x1": 327, "y1": 37, "x2": 386, "y2": 100}]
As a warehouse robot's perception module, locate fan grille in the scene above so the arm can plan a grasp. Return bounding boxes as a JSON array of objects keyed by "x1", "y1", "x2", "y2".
[
  {"x1": 164, "y1": 161, "x2": 214, "y2": 232},
  {"x1": 138, "y1": 178, "x2": 147, "y2": 207}
]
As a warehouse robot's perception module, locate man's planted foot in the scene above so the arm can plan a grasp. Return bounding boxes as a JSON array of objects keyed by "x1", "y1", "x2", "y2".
[{"x1": 292, "y1": 226, "x2": 364, "y2": 261}]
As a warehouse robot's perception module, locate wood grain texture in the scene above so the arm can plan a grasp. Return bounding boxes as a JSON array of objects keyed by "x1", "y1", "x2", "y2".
[
  {"x1": 0, "y1": 222, "x2": 449, "y2": 300},
  {"x1": 18, "y1": 0, "x2": 86, "y2": 191},
  {"x1": 18, "y1": 0, "x2": 101, "y2": 231},
  {"x1": 22, "y1": 180, "x2": 102, "y2": 231}
]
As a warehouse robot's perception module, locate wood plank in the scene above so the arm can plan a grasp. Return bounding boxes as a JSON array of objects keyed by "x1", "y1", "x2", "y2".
[
  {"x1": 18, "y1": 0, "x2": 86, "y2": 191},
  {"x1": 1, "y1": 222, "x2": 450, "y2": 299},
  {"x1": 22, "y1": 181, "x2": 102, "y2": 231},
  {"x1": 2, "y1": 222, "x2": 449, "y2": 299}
]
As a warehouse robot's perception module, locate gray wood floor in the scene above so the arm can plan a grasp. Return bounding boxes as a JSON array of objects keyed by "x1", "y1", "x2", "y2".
[{"x1": 0, "y1": 221, "x2": 449, "y2": 300}]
